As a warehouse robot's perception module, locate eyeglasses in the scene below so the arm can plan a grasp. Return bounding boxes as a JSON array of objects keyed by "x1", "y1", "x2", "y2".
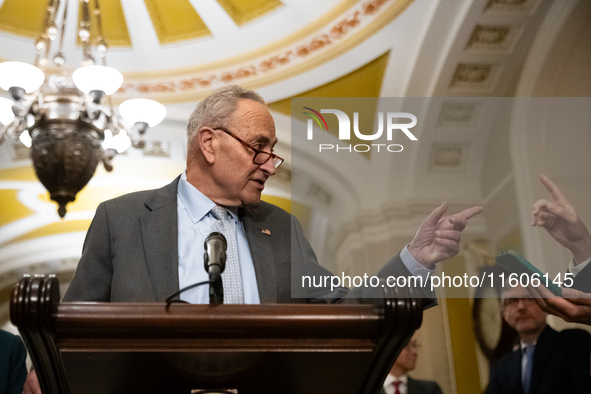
[
  {"x1": 406, "y1": 340, "x2": 420, "y2": 350},
  {"x1": 215, "y1": 127, "x2": 284, "y2": 169},
  {"x1": 502, "y1": 297, "x2": 536, "y2": 308}
]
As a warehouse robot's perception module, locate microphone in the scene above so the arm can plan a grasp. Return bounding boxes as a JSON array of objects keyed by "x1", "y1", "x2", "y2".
[{"x1": 204, "y1": 232, "x2": 227, "y2": 304}]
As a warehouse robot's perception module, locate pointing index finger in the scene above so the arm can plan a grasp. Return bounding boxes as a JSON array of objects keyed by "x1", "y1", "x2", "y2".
[
  {"x1": 454, "y1": 206, "x2": 483, "y2": 221},
  {"x1": 539, "y1": 175, "x2": 566, "y2": 202}
]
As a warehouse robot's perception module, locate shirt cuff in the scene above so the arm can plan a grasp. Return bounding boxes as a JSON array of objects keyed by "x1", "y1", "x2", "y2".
[
  {"x1": 569, "y1": 256, "x2": 591, "y2": 276},
  {"x1": 400, "y1": 245, "x2": 434, "y2": 280}
]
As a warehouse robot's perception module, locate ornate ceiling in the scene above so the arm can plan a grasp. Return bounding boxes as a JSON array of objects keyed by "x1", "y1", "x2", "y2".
[{"x1": 0, "y1": 0, "x2": 413, "y2": 102}]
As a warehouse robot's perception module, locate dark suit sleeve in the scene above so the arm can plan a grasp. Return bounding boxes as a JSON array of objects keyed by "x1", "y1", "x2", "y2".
[
  {"x1": 8, "y1": 335, "x2": 27, "y2": 394},
  {"x1": 571, "y1": 263, "x2": 591, "y2": 292},
  {"x1": 429, "y1": 381, "x2": 444, "y2": 394},
  {"x1": 0, "y1": 331, "x2": 27, "y2": 394},
  {"x1": 564, "y1": 329, "x2": 591, "y2": 393},
  {"x1": 63, "y1": 202, "x2": 113, "y2": 301},
  {"x1": 408, "y1": 378, "x2": 443, "y2": 394},
  {"x1": 485, "y1": 361, "x2": 502, "y2": 394}
]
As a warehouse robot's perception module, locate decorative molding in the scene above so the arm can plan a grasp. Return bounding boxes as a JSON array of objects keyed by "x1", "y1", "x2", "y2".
[
  {"x1": 142, "y1": 141, "x2": 171, "y2": 157},
  {"x1": 450, "y1": 63, "x2": 500, "y2": 92},
  {"x1": 469, "y1": 25, "x2": 509, "y2": 46},
  {"x1": 114, "y1": 0, "x2": 414, "y2": 103},
  {"x1": 467, "y1": 25, "x2": 521, "y2": 53},
  {"x1": 452, "y1": 64, "x2": 491, "y2": 84},
  {"x1": 429, "y1": 143, "x2": 468, "y2": 172},
  {"x1": 438, "y1": 102, "x2": 480, "y2": 129},
  {"x1": 485, "y1": 0, "x2": 541, "y2": 15},
  {"x1": 431, "y1": 145, "x2": 463, "y2": 168}
]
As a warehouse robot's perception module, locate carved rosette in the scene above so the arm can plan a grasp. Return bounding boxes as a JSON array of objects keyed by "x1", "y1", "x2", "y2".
[{"x1": 30, "y1": 121, "x2": 102, "y2": 217}]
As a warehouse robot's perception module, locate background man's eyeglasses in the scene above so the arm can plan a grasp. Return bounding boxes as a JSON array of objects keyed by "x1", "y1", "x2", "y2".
[
  {"x1": 215, "y1": 127, "x2": 284, "y2": 169},
  {"x1": 502, "y1": 297, "x2": 536, "y2": 308},
  {"x1": 406, "y1": 340, "x2": 421, "y2": 350}
]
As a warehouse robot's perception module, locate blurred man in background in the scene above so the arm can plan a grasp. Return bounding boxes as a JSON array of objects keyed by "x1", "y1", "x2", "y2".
[
  {"x1": 487, "y1": 285, "x2": 591, "y2": 394},
  {"x1": 382, "y1": 335, "x2": 443, "y2": 394}
]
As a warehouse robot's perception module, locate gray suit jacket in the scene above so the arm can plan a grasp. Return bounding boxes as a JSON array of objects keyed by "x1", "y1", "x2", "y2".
[
  {"x1": 64, "y1": 176, "x2": 419, "y2": 303},
  {"x1": 380, "y1": 376, "x2": 443, "y2": 394}
]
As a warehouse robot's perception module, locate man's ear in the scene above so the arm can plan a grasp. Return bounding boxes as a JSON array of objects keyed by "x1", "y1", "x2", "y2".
[{"x1": 198, "y1": 127, "x2": 215, "y2": 164}]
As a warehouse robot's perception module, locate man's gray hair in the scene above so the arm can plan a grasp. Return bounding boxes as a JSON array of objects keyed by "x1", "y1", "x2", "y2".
[{"x1": 187, "y1": 85, "x2": 266, "y2": 145}]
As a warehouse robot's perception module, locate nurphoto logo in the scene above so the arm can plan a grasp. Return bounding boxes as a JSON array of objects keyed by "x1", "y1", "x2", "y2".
[{"x1": 302, "y1": 107, "x2": 418, "y2": 153}]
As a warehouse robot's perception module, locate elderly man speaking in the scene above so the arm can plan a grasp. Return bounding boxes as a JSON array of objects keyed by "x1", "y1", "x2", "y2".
[
  {"x1": 24, "y1": 86, "x2": 482, "y2": 394},
  {"x1": 61, "y1": 85, "x2": 482, "y2": 304}
]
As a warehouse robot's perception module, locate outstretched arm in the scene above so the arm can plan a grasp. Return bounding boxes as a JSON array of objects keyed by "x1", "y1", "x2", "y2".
[{"x1": 532, "y1": 175, "x2": 591, "y2": 264}]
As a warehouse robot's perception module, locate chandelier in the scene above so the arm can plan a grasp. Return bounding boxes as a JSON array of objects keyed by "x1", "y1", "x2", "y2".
[{"x1": 0, "y1": 0, "x2": 166, "y2": 217}]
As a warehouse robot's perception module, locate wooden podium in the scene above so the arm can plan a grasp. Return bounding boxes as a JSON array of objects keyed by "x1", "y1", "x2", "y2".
[{"x1": 11, "y1": 276, "x2": 424, "y2": 394}]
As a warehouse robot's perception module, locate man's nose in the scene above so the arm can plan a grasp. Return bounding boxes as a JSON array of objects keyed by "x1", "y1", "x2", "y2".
[
  {"x1": 516, "y1": 299, "x2": 530, "y2": 309},
  {"x1": 260, "y1": 156, "x2": 277, "y2": 176}
]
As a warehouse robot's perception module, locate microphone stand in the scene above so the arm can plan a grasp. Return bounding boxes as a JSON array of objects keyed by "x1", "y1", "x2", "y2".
[{"x1": 204, "y1": 232, "x2": 227, "y2": 305}]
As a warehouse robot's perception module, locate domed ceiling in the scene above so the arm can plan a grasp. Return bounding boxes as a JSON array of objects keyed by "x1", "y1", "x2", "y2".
[{"x1": 0, "y1": 0, "x2": 413, "y2": 102}]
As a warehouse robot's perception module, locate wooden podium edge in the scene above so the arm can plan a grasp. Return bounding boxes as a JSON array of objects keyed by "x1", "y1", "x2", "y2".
[
  {"x1": 361, "y1": 285, "x2": 424, "y2": 394},
  {"x1": 11, "y1": 276, "x2": 424, "y2": 394},
  {"x1": 10, "y1": 276, "x2": 70, "y2": 394}
]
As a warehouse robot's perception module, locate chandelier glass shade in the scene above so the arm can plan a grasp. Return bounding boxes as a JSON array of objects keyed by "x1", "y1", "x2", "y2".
[
  {"x1": 0, "y1": 0, "x2": 165, "y2": 217},
  {"x1": 0, "y1": 62, "x2": 46, "y2": 93},
  {"x1": 119, "y1": 99, "x2": 167, "y2": 128},
  {"x1": 72, "y1": 65, "x2": 124, "y2": 96}
]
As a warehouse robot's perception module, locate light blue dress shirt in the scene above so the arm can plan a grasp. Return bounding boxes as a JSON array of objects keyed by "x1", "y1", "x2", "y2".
[
  {"x1": 177, "y1": 172, "x2": 260, "y2": 304},
  {"x1": 177, "y1": 172, "x2": 434, "y2": 303}
]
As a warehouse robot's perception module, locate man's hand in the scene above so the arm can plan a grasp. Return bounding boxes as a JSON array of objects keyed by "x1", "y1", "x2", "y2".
[
  {"x1": 529, "y1": 285, "x2": 591, "y2": 326},
  {"x1": 532, "y1": 175, "x2": 591, "y2": 264},
  {"x1": 23, "y1": 369, "x2": 41, "y2": 394},
  {"x1": 408, "y1": 202, "x2": 483, "y2": 269}
]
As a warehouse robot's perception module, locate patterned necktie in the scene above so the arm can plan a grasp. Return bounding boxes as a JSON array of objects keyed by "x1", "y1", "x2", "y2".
[
  {"x1": 393, "y1": 381, "x2": 402, "y2": 394},
  {"x1": 522, "y1": 345, "x2": 534, "y2": 394},
  {"x1": 211, "y1": 206, "x2": 244, "y2": 304}
]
